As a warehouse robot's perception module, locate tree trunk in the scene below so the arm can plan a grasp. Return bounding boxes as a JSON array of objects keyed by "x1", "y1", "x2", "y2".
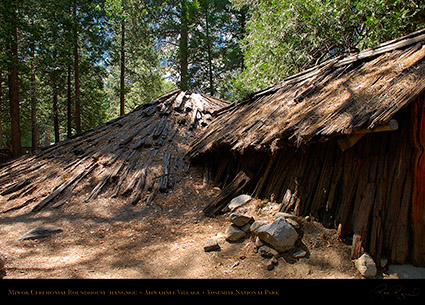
[
  {"x1": 31, "y1": 45, "x2": 38, "y2": 153},
  {"x1": 52, "y1": 79, "x2": 60, "y2": 143},
  {"x1": 204, "y1": 5, "x2": 214, "y2": 96},
  {"x1": 120, "y1": 17, "x2": 126, "y2": 116},
  {"x1": 73, "y1": 0, "x2": 82, "y2": 135},
  {"x1": 0, "y1": 70, "x2": 3, "y2": 149},
  {"x1": 179, "y1": 0, "x2": 189, "y2": 91},
  {"x1": 67, "y1": 65, "x2": 72, "y2": 138},
  {"x1": 8, "y1": 3, "x2": 21, "y2": 158}
]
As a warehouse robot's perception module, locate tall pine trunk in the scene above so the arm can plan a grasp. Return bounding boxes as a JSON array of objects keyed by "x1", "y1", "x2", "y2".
[
  {"x1": 179, "y1": 0, "x2": 189, "y2": 91},
  {"x1": 52, "y1": 77, "x2": 60, "y2": 143},
  {"x1": 31, "y1": 44, "x2": 38, "y2": 153},
  {"x1": 67, "y1": 65, "x2": 72, "y2": 138},
  {"x1": 8, "y1": 2, "x2": 21, "y2": 158},
  {"x1": 0, "y1": 70, "x2": 3, "y2": 149},
  {"x1": 120, "y1": 17, "x2": 125, "y2": 116},
  {"x1": 73, "y1": 0, "x2": 82, "y2": 135}
]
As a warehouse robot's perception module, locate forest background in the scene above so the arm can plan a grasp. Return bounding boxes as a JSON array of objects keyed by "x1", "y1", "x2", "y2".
[{"x1": 1, "y1": 0, "x2": 425, "y2": 158}]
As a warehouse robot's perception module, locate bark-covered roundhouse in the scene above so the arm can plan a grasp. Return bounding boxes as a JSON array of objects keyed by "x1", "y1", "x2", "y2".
[
  {"x1": 189, "y1": 29, "x2": 425, "y2": 267},
  {"x1": 0, "y1": 90, "x2": 228, "y2": 213}
]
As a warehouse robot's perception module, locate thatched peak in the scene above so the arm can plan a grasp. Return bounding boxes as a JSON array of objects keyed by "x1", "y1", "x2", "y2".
[
  {"x1": 189, "y1": 28, "x2": 425, "y2": 158},
  {"x1": 0, "y1": 90, "x2": 228, "y2": 213}
]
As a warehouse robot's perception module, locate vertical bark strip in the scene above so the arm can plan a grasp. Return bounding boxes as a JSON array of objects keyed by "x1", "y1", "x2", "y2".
[{"x1": 411, "y1": 95, "x2": 425, "y2": 266}]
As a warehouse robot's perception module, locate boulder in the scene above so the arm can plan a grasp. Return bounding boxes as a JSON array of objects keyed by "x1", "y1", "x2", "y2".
[
  {"x1": 228, "y1": 212, "x2": 254, "y2": 227},
  {"x1": 256, "y1": 217, "x2": 298, "y2": 252},
  {"x1": 355, "y1": 253, "x2": 377, "y2": 278},
  {"x1": 225, "y1": 224, "x2": 246, "y2": 242},
  {"x1": 228, "y1": 194, "x2": 252, "y2": 211}
]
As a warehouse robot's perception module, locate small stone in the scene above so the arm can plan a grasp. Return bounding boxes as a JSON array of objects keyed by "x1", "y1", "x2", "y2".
[
  {"x1": 203, "y1": 239, "x2": 220, "y2": 252},
  {"x1": 355, "y1": 253, "x2": 377, "y2": 278},
  {"x1": 228, "y1": 213, "x2": 254, "y2": 227},
  {"x1": 225, "y1": 224, "x2": 246, "y2": 242},
  {"x1": 258, "y1": 245, "x2": 279, "y2": 258},
  {"x1": 293, "y1": 249, "x2": 307, "y2": 258},
  {"x1": 254, "y1": 236, "x2": 264, "y2": 248},
  {"x1": 228, "y1": 194, "x2": 252, "y2": 211},
  {"x1": 265, "y1": 258, "x2": 277, "y2": 270}
]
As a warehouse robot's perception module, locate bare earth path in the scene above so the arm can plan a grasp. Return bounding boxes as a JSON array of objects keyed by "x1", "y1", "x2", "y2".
[{"x1": 0, "y1": 168, "x2": 359, "y2": 279}]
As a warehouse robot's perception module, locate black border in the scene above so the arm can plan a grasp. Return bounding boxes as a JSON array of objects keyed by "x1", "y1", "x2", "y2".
[{"x1": 1, "y1": 279, "x2": 424, "y2": 302}]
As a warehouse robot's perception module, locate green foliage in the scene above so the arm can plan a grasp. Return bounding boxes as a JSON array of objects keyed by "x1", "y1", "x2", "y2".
[{"x1": 232, "y1": 0, "x2": 425, "y2": 100}]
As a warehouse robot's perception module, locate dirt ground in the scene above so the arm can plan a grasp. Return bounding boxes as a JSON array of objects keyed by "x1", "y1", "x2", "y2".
[{"x1": 0, "y1": 167, "x2": 361, "y2": 279}]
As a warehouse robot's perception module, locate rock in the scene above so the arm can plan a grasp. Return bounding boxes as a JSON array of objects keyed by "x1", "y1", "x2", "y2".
[
  {"x1": 293, "y1": 249, "x2": 307, "y2": 259},
  {"x1": 250, "y1": 220, "x2": 269, "y2": 235},
  {"x1": 355, "y1": 253, "x2": 377, "y2": 278},
  {"x1": 265, "y1": 257, "x2": 278, "y2": 270},
  {"x1": 18, "y1": 226, "x2": 63, "y2": 241},
  {"x1": 285, "y1": 218, "x2": 300, "y2": 229},
  {"x1": 258, "y1": 245, "x2": 279, "y2": 258},
  {"x1": 387, "y1": 264, "x2": 425, "y2": 279},
  {"x1": 225, "y1": 225, "x2": 246, "y2": 242},
  {"x1": 228, "y1": 212, "x2": 254, "y2": 227},
  {"x1": 256, "y1": 217, "x2": 298, "y2": 252},
  {"x1": 240, "y1": 223, "x2": 251, "y2": 233},
  {"x1": 228, "y1": 194, "x2": 252, "y2": 211},
  {"x1": 203, "y1": 239, "x2": 220, "y2": 252},
  {"x1": 254, "y1": 236, "x2": 264, "y2": 246}
]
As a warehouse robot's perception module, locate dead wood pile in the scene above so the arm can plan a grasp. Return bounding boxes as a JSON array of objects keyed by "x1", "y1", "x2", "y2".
[{"x1": 0, "y1": 90, "x2": 228, "y2": 213}]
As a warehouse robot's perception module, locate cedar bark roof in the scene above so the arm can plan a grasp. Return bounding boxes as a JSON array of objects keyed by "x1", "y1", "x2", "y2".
[
  {"x1": 0, "y1": 90, "x2": 228, "y2": 213},
  {"x1": 189, "y1": 28, "x2": 425, "y2": 157}
]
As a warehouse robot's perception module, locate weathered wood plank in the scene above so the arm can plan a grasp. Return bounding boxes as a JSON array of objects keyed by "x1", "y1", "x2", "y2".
[
  {"x1": 411, "y1": 95, "x2": 425, "y2": 266},
  {"x1": 203, "y1": 170, "x2": 254, "y2": 216}
]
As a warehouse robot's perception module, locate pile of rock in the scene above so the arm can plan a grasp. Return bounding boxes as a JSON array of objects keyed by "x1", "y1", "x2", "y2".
[{"x1": 204, "y1": 207, "x2": 306, "y2": 270}]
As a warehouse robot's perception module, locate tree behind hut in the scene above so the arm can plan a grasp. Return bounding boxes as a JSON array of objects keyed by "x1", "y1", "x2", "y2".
[{"x1": 232, "y1": 0, "x2": 425, "y2": 100}]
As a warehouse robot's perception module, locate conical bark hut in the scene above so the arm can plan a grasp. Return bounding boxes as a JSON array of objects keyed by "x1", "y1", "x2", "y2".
[{"x1": 0, "y1": 90, "x2": 228, "y2": 214}]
